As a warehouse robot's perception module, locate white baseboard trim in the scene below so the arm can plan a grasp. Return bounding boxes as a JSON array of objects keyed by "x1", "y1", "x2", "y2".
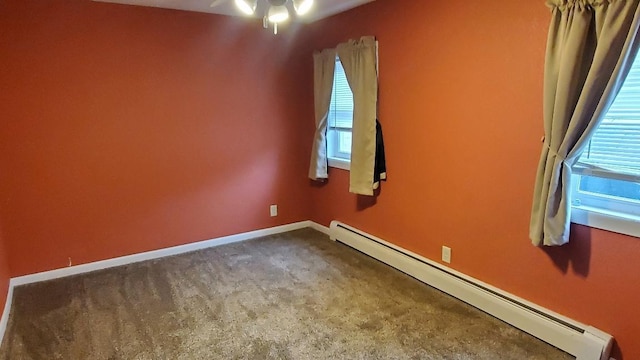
[
  {"x1": 11, "y1": 221, "x2": 317, "y2": 286},
  {"x1": 0, "y1": 284, "x2": 13, "y2": 346},
  {"x1": 0, "y1": 220, "x2": 327, "y2": 345},
  {"x1": 307, "y1": 221, "x2": 331, "y2": 236},
  {"x1": 330, "y1": 221, "x2": 613, "y2": 360}
]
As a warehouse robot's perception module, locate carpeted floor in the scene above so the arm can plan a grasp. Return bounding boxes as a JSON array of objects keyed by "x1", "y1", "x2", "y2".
[{"x1": 0, "y1": 228, "x2": 572, "y2": 359}]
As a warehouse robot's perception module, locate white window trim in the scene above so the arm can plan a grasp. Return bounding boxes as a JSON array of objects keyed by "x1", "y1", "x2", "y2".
[
  {"x1": 328, "y1": 157, "x2": 350, "y2": 171},
  {"x1": 571, "y1": 205, "x2": 640, "y2": 238},
  {"x1": 327, "y1": 125, "x2": 352, "y2": 162},
  {"x1": 567, "y1": 47, "x2": 640, "y2": 238},
  {"x1": 573, "y1": 163, "x2": 640, "y2": 183},
  {"x1": 570, "y1": 170, "x2": 640, "y2": 238}
]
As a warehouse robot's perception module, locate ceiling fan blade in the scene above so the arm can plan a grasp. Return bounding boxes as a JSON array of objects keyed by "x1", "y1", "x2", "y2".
[{"x1": 210, "y1": 0, "x2": 231, "y2": 8}]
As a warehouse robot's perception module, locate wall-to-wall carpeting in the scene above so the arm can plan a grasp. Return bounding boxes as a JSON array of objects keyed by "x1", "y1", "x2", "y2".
[{"x1": 0, "y1": 229, "x2": 570, "y2": 359}]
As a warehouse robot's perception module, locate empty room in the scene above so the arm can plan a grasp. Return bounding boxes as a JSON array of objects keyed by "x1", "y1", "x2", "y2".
[{"x1": 0, "y1": 0, "x2": 639, "y2": 359}]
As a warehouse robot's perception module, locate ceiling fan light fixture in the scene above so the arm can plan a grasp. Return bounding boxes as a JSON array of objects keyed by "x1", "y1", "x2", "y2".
[
  {"x1": 267, "y1": 5, "x2": 289, "y2": 23},
  {"x1": 234, "y1": 0, "x2": 257, "y2": 15},
  {"x1": 293, "y1": 0, "x2": 314, "y2": 15}
]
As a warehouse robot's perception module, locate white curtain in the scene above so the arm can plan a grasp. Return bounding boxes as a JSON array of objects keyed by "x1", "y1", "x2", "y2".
[
  {"x1": 308, "y1": 48, "x2": 337, "y2": 180},
  {"x1": 337, "y1": 36, "x2": 379, "y2": 195}
]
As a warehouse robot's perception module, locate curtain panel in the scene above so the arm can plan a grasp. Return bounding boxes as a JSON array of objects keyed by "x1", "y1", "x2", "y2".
[
  {"x1": 308, "y1": 48, "x2": 337, "y2": 180},
  {"x1": 337, "y1": 36, "x2": 380, "y2": 196},
  {"x1": 530, "y1": 0, "x2": 640, "y2": 246}
]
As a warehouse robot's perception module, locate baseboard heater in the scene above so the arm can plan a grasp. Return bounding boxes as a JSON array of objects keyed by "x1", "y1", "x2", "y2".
[{"x1": 329, "y1": 221, "x2": 613, "y2": 360}]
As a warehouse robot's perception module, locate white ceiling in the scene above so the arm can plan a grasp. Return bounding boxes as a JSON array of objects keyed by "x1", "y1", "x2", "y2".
[{"x1": 92, "y1": 0, "x2": 375, "y2": 23}]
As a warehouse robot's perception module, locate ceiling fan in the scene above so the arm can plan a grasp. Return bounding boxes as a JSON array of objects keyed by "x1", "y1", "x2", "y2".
[{"x1": 210, "y1": 0, "x2": 314, "y2": 34}]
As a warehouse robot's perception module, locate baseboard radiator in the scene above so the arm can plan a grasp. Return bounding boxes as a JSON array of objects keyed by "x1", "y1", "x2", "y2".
[{"x1": 329, "y1": 221, "x2": 613, "y2": 360}]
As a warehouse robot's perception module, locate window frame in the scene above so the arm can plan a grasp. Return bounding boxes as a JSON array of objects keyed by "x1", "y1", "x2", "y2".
[
  {"x1": 570, "y1": 172, "x2": 640, "y2": 238},
  {"x1": 327, "y1": 57, "x2": 354, "y2": 170},
  {"x1": 570, "y1": 205, "x2": 640, "y2": 238},
  {"x1": 569, "y1": 53, "x2": 640, "y2": 238}
]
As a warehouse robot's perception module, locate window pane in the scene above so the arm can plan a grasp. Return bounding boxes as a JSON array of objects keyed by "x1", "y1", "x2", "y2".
[
  {"x1": 328, "y1": 59, "x2": 354, "y2": 130},
  {"x1": 579, "y1": 119, "x2": 640, "y2": 173},
  {"x1": 579, "y1": 176, "x2": 640, "y2": 202},
  {"x1": 327, "y1": 58, "x2": 354, "y2": 162},
  {"x1": 338, "y1": 131, "x2": 352, "y2": 154},
  {"x1": 577, "y1": 52, "x2": 640, "y2": 175}
]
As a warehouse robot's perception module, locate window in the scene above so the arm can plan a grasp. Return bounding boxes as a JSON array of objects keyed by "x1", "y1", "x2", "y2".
[
  {"x1": 327, "y1": 58, "x2": 354, "y2": 170},
  {"x1": 571, "y1": 51, "x2": 640, "y2": 237}
]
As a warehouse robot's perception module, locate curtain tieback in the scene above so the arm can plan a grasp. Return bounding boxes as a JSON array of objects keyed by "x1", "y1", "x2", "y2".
[{"x1": 543, "y1": 138, "x2": 567, "y2": 161}]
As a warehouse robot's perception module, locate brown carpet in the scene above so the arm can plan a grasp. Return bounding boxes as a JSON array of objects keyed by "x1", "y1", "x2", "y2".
[{"x1": 0, "y1": 228, "x2": 572, "y2": 359}]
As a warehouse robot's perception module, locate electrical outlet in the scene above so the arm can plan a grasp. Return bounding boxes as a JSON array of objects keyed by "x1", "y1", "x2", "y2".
[
  {"x1": 270, "y1": 204, "x2": 278, "y2": 217},
  {"x1": 442, "y1": 246, "x2": 451, "y2": 264}
]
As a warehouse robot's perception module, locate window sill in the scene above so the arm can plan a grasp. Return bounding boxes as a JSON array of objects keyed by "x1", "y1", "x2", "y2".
[
  {"x1": 571, "y1": 206, "x2": 640, "y2": 238},
  {"x1": 328, "y1": 157, "x2": 350, "y2": 171}
]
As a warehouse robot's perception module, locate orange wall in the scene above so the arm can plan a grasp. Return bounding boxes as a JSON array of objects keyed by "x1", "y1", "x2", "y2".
[
  {"x1": 300, "y1": 1, "x2": 640, "y2": 359},
  {"x1": 0, "y1": 0, "x2": 312, "y2": 276}
]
